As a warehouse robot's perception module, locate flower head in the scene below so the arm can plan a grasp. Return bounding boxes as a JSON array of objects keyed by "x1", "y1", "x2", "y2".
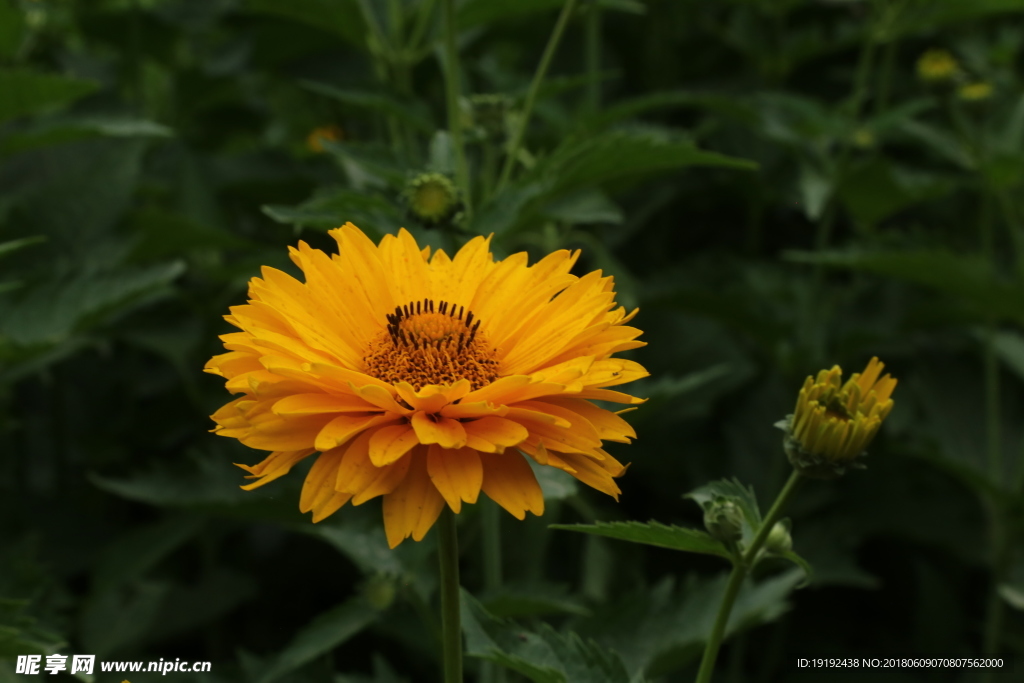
[
  {"x1": 307, "y1": 125, "x2": 344, "y2": 153},
  {"x1": 206, "y1": 224, "x2": 646, "y2": 546},
  {"x1": 404, "y1": 173, "x2": 461, "y2": 225},
  {"x1": 959, "y1": 82, "x2": 993, "y2": 102},
  {"x1": 916, "y1": 49, "x2": 959, "y2": 82},
  {"x1": 778, "y1": 357, "x2": 896, "y2": 479}
]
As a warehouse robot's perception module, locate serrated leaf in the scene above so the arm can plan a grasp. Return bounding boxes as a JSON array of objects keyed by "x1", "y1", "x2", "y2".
[
  {"x1": 686, "y1": 478, "x2": 762, "y2": 530},
  {"x1": 549, "y1": 521, "x2": 732, "y2": 560},
  {"x1": 255, "y1": 597, "x2": 380, "y2": 683},
  {"x1": 462, "y1": 591, "x2": 639, "y2": 683},
  {"x1": 573, "y1": 571, "x2": 802, "y2": 677},
  {"x1": 0, "y1": 69, "x2": 98, "y2": 123}
]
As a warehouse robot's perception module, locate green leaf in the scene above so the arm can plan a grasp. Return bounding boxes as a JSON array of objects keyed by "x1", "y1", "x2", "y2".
[
  {"x1": 302, "y1": 81, "x2": 434, "y2": 133},
  {"x1": 92, "y1": 516, "x2": 205, "y2": 593},
  {"x1": 542, "y1": 128, "x2": 757, "y2": 197},
  {"x1": 263, "y1": 187, "x2": 403, "y2": 237},
  {"x1": 549, "y1": 521, "x2": 732, "y2": 560},
  {"x1": 784, "y1": 248, "x2": 1024, "y2": 324},
  {"x1": 244, "y1": 0, "x2": 366, "y2": 46},
  {"x1": 543, "y1": 189, "x2": 623, "y2": 225},
  {"x1": 573, "y1": 571, "x2": 802, "y2": 677},
  {"x1": 0, "y1": 260, "x2": 186, "y2": 348},
  {"x1": 472, "y1": 129, "x2": 754, "y2": 237},
  {"x1": 0, "y1": 69, "x2": 98, "y2": 124},
  {"x1": 993, "y1": 331, "x2": 1024, "y2": 384},
  {"x1": 462, "y1": 591, "x2": 640, "y2": 683},
  {"x1": 797, "y1": 162, "x2": 831, "y2": 221},
  {"x1": 838, "y1": 158, "x2": 953, "y2": 226},
  {"x1": 0, "y1": 236, "x2": 45, "y2": 261},
  {"x1": 481, "y1": 582, "x2": 591, "y2": 618},
  {"x1": 776, "y1": 550, "x2": 814, "y2": 588},
  {"x1": 255, "y1": 597, "x2": 380, "y2": 683}
]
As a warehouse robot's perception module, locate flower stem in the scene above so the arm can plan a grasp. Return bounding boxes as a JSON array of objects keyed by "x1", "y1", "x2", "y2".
[
  {"x1": 480, "y1": 499, "x2": 505, "y2": 683},
  {"x1": 496, "y1": 0, "x2": 578, "y2": 193},
  {"x1": 441, "y1": 0, "x2": 472, "y2": 217},
  {"x1": 694, "y1": 470, "x2": 803, "y2": 683},
  {"x1": 438, "y1": 507, "x2": 463, "y2": 683}
]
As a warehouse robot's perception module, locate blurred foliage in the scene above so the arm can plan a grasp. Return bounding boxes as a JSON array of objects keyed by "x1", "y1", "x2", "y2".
[{"x1": 2, "y1": 0, "x2": 1024, "y2": 681}]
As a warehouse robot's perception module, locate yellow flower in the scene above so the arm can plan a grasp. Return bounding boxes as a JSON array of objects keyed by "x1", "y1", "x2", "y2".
[
  {"x1": 916, "y1": 49, "x2": 959, "y2": 82},
  {"x1": 959, "y1": 82, "x2": 993, "y2": 102},
  {"x1": 306, "y1": 124, "x2": 344, "y2": 153},
  {"x1": 780, "y1": 357, "x2": 896, "y2": 479},
  {"x1": 404, "y1": 173, "x2": 460, "y2": 224},
  {"x1": 206, "y1": 224, "x2": 646, "y2": 547}
]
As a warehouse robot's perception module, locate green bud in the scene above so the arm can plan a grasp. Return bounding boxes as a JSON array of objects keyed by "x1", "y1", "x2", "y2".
[
  {"x1": 703, "y1": 498, "x2": 744, "y2": 544},
  {"x1": 765, "y1": 521, "x2": 793, "y2": 555},
  {"x1": 361, "y1": 574, "x2": 397, "y2": 611},
  {"x1": 403, "y1": 173, "x2": 461, "y2": 225}
]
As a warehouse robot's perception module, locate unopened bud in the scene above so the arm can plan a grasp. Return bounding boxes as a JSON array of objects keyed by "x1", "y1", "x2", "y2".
[
  {"x1": 703, "y1": 498, "x2": 744, "y2": 544},
  {"x1": 765, "y1": 521, "x2": 793, "y2": 555}
]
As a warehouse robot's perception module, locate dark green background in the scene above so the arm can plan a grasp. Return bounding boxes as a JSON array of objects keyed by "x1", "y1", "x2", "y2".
[{"x1": 2, "y1": 0, "x2": 1024, "y2": 681}]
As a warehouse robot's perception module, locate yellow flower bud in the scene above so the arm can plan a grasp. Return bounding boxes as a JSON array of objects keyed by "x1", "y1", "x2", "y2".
[
  {"x1": 916, "y1": 49, "x2": 959, "y2": 83},
  {"x1": 778, "y1": 357, "x2": 897, "y2": 479}
]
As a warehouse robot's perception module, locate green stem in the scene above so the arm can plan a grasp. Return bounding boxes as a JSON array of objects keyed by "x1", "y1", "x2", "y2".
[
  {"x1": 481, "y1": 500, "x2": 505, "y2": 683},
  {"x1": 496, "y1": 0, "x2": 579, "y2": 193},
  {"x1": 438, "y1": 507, "x2": 463, "y2": 683},
  {"x1": 441, "y1": 0, "x2": 472, "y2": 217},
  {"x1": 694, "y1": 470, "x2": 803, "y2": 683}
]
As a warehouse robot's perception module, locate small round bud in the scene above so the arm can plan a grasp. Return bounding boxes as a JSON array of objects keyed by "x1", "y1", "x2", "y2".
[
  {"x1": 765, "y1": 521, "x2": 793, "y2": 555},
  {"x1": 703, "y1": 498, "x2": 744, "y2": 544},
  {"x1": 361, "y1": 574, "x2": 397, "y2": 611},
  {"x1": 404, "y1": 173, "x2": 461, "y2": 225}
]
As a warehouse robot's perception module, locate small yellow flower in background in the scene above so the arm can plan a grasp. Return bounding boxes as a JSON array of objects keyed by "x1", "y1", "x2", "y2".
[
  {"x1": 916, "y1": 49, "x2": 959, "y2": 82},
  {"x1": 851, "y1": 128, "x2": 875, "y2": 149},
  {"x1": 206, "y1": 224, "x2": 646, "y2": 547},
  {"x1": 404, "y1": 173, "x2": 460, "y2": 225},
  {"x1": 959, "y1": 82, "x2": 993, "y2": 102},
  {"x1": 779, "y1": 357, "x2": 897, "y2": 479},
  {"x1": 306, "y1": 124, "x2": 344, "y2": 153}
]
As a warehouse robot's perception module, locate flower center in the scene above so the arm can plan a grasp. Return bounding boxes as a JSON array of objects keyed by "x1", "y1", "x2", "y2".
[{"x1": 363, "y1": 298, "x2": 500, "y2": 391}]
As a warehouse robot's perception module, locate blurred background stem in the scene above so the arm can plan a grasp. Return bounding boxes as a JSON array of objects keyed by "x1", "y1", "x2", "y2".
[
  {"x1": 442, "y1": 0, "x2": 472, "y2": 217},
  {"x1": 497, "y1": 0, "x2": 579, "y2": 193}
]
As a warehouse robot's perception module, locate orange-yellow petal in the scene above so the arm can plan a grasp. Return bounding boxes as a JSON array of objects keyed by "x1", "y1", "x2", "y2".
[
  {"x1": 369, "y1": 424, "x2": 420, "y2": 466},
  {"x1": 426, "y1": 445, "x2": 483, "y2": 512},
  {"x1": 463, "y1": 416, "x2": 529, "y2": 453},
  {"x1": 480, "y1": 452, "x2": 545, "y2": 520},
  {"x1": 314, "y1": 413, "x2": 399, "y2": 451},
  {"x1": 382, "y1": 449, "x2": 446, "y2": 548},
  {"x1": 411, "y1": 411, "x2": 467, "y2": 449},
  {"x1": 300, "y1": 447, "x2": 354, "y2": 521}
]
